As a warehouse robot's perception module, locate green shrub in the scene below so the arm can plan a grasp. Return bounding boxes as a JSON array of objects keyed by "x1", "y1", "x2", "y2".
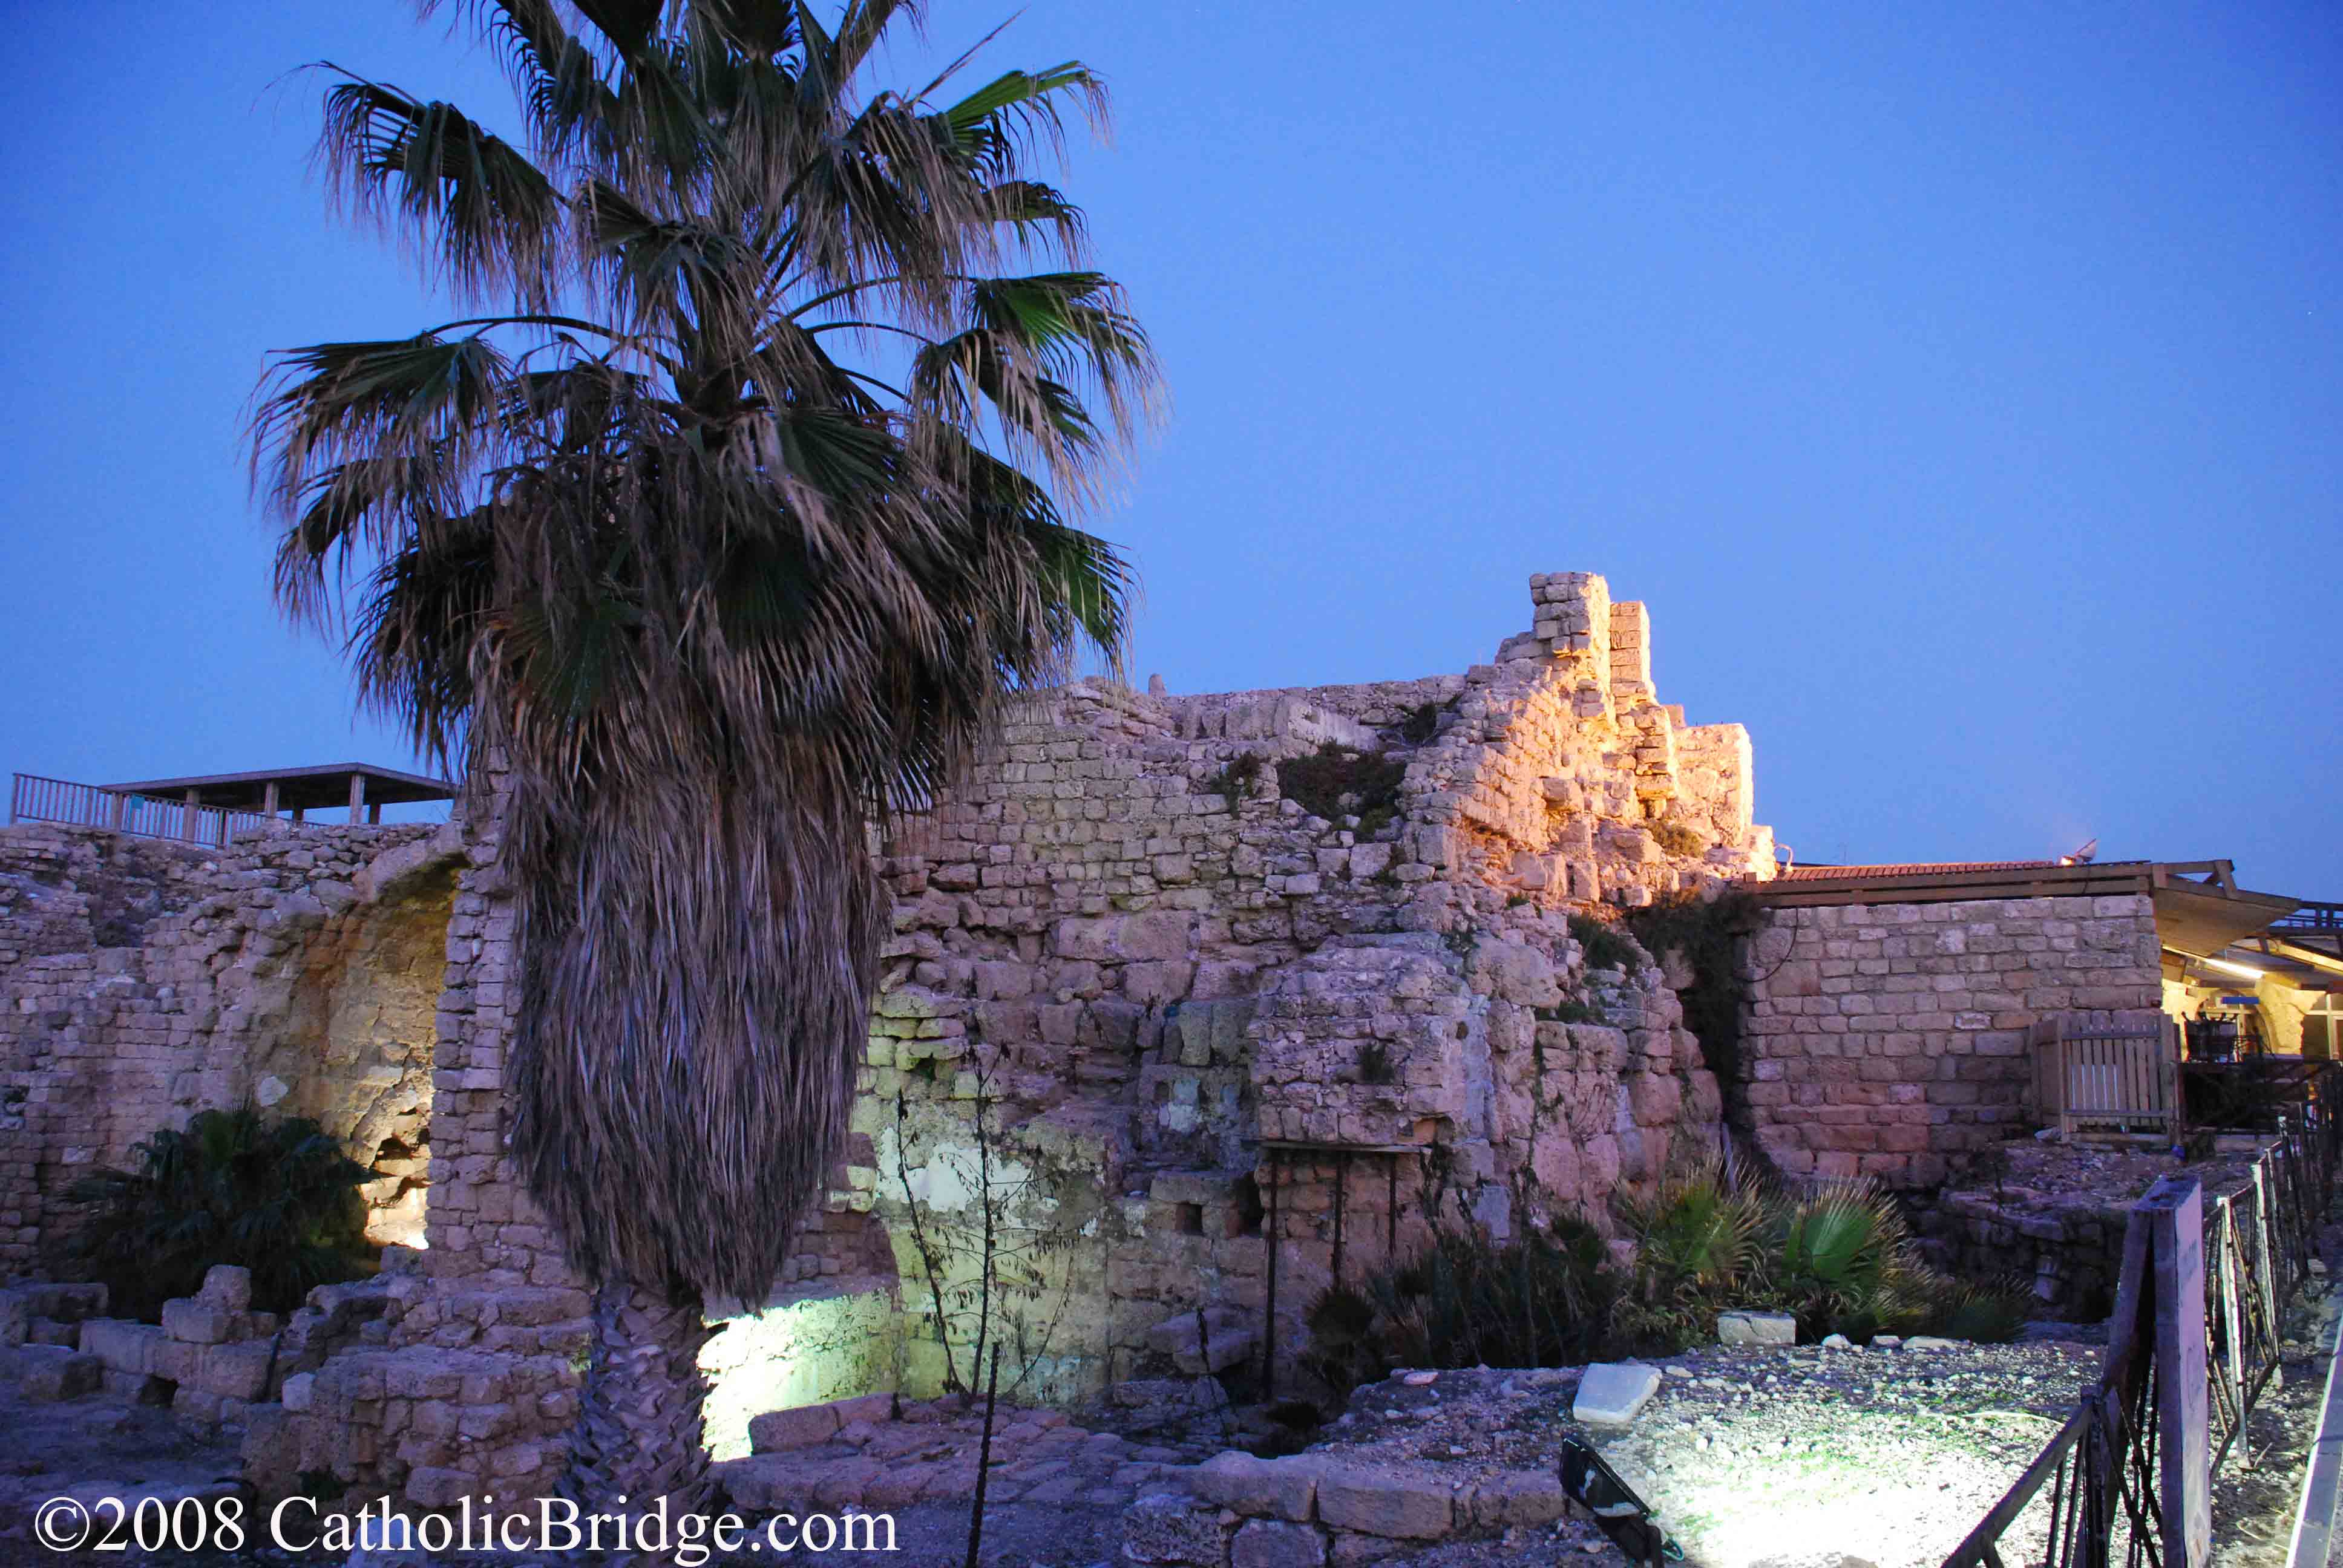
[
  {"x1": 1279, "y1": 743, "x2": 1406, "y2": 835},
  {"x1": 1650, "y1": 819, "x2": 1705, "y2": 857},
  {"x1": 1302, "y1": 1169, "x2": 2027, "y2": 1397},
  {"x1": 1931, "y1": 1279, "x2": 2035, "y2": 1344},
  {"x1": 1397, "y1": 702, "x2": 1443, "y2": 746},
  {"x1": 59, "y1": 1106, "x2": 375, "y2": 1321},
  {"x1": 1300, "y1": 1218, "x2": 1620, "y2": 1403},
  {"x1": 1623, "y1": 889, "x2": 1764, "y2": 1085},
  {"x1": 1205, "y1": 753, "x2": 1265, "y2": 809},
  {"x1": 1568, "y1": 914, "x2": 1642, "y2": 975}
]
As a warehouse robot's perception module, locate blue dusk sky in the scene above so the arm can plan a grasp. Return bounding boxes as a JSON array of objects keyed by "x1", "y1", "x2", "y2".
[{"x1": 1, "y1": 4, "x2": 2336, "y2": 891}]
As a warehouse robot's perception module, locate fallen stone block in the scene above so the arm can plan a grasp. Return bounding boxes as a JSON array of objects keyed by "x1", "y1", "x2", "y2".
[
  {"x1": 1233, "y1": 1518, "x2": 1328, "y2": 1568},
  {"x1": 149, "y1": 1338, "x2": 198, "y2": 1384},
  {"x1": 829, "y1": 1391, "x2": 897, "y2": 1426},
  {"x1": 172, "y1": 1386, "x2": 224, "y2": 1425},
  {"x1": 82, "y1": 1319, "x2": 165, "y2": 1376},
  {"x1": 161, "y1": 1298, "x2": 232, "y2": 1345},
  {"x1": 1314, "y1": 1462, "x2": 1452, "y2": 1540},
  {"x1": 1571, "y1": 1362, "x2": 1662, "y2": 1428},
  {"x1": 1463, "y1": 1468, "x2": 1568, "y2": 1529},
  {"x1": 19, "y1": 1347, "x2": 101, "y2": 1402},
  {"x1": 1717, "y1": 1310, "x2": 1797, "y2": 1346},
  {"x1": 1190, "y1": 1451, "x2": 1317, "y2": 1522},
  {"x1": 99, "y1": 1370, "x2": 172, "y2": 1405},
  {"x1": 1123, "y1": 1490, "x2": 1236, "y2": 1566},
  {"x1": 197, "y1": 1341, "x2": 277, "y2": 1402},
  {"x1": 749, "y1": 1402, "x2": 842, "y2": 1452},
  {"x1": 712, "y1": 1454, "x2": 799, "y2": 1512},
  {"x1": 198, "y1": 1266, "x2": 253, "y2": 1314},
  {"x1": 1905, "y1": 1335, "x2": 1961, "y2": 1350}
]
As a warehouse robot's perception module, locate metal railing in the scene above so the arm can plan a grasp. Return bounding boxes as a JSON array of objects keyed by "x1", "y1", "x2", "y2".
[
  {"x1": 1944, "y1": 1078, "x2": 2342, "y2": 1567},
  {"x1": 2273, "y1": 902, "x2": 2343, "y2": 936},
  {"x1": 7, "y1": 773, "x2": 270, "y2": 848}
]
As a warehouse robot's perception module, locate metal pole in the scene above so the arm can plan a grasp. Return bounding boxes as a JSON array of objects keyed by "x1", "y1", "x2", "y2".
[
  {"x1": 1386, "y1": 1156, "x2": 1399, "y2": 1259},
  {"x1": 1331, "y1": 1151, "x2": 1348, "y2": 1288},
  {"x1": 1263, "y1": 1155, "x2": 1280, "y2": 1398}
]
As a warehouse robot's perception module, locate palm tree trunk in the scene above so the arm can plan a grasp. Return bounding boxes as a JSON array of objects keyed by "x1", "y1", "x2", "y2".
[{"x1": 565, "y1": 1279, "x2": 714, "y2": 1537}]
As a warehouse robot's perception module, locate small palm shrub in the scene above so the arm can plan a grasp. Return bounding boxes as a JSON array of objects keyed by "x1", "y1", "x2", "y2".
[
  {"x1": 1298, "y1": 1217, "x2": 1620, "y2": 1403},
  {"x1": 1618, "y1": 1169, "x2": 2033, "y2": 1348},
  {"x1": 1610, "y1": 1167, "x2": 1768, "y2": 1351},
  {"x1": 59, "y1": 1106, "x2": 375, "y2": 1321},
  {"x1": 1301, "y1": 1170, "x2": 2034, "y2": 1403}
]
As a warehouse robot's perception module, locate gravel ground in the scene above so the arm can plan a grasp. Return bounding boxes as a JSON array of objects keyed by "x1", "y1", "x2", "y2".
[{"x1": 1, "y1": 1217, "x2": 2335, "y2": 1568}]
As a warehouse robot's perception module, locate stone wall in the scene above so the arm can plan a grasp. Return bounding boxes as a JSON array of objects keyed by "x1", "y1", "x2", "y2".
[
  {"x1": 0, "y1": 820, "x2": 462, "y2": 1264},
  {"x1": 1738, "y1": 895, "x2": 2164, "y2": 1186},
  {"x1": 5, "y1": 567, "x2": 1788, "y2": 1510}
]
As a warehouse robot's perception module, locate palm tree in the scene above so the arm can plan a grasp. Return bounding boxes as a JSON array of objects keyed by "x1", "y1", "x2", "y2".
[{"x1": 249, "y1": 0, "x2": 1158, "y2": 1519}]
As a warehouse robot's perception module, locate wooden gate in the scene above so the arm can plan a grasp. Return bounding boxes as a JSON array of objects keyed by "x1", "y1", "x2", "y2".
[{"x1": 2031, "y1": 1009, "x2": 2182, "y2": 1139}]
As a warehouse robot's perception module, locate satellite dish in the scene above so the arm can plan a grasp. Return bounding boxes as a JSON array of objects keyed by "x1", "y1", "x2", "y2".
[{"x1": 2060, "y1": 838, "x2": 2099, "y2": 866}]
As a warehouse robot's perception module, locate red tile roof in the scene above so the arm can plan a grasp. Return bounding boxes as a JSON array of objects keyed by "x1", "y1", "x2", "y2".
[{"x1": 1776, "y1": 859, "x2": 2062, "y2": 882}]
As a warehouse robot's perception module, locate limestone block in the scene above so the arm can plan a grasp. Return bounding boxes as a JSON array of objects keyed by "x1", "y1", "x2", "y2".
[
  {"x1": 280, "y1": 1371, "x2": 315, "y2": 1413},
  {"x1": 1314, "y1": 1462, "x2": 1452, "y2": 1538},
  {"x1": 161, "y1": 1298, "x2": 233, "y2": 1345},
  {"x1": 82, "y1": 1319, "x2": 165, "y2": 1376},
  {"x1": 1717, "y1": 1310, "x2": 1797, "y2": 1347},
  {"x1": 1122, "y1": 1490, "x2": 1233, "y2": 1567},
  {"x1": 197, "y1": 1341, "x2": 277, "y2": 1402},
  {"x1": 149, "y1": 1338, "x2": 199, "y2": 1384},
  {"x1": 28, "y1": 1318, "x2": 79, "y2": 1347},
  {"x1": 199, "y1": 1256, "x2": 254, "y2": 1312},
  {"x1": 1571, "y1": 1362, "x2": 1661, "y2": 1427},
  {"x1": 1463, "y1": 1469, "x2": 1568, "y2": 1528},
  {"x1": 100, "y1": 1370, "x2": 173, "y2": 1405},
  {"x1": 750, "y1": 1402, "x2": 842, "y2": 1452},
  {"x1": 18, "y1": 1347, "x2": 100, "y2": 1402},
  {"x1": 1233, "y1": 1519, "x2": 1328, "y2": 1568},
  {"x1": 1190, "y1": 1451, "x2": 1317, "y2": 1521}
]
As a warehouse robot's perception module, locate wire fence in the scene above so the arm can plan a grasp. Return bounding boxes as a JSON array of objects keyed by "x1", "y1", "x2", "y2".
[{"x1": 1942, "y1": 1072, "x2": 2343, "y2": 1568}]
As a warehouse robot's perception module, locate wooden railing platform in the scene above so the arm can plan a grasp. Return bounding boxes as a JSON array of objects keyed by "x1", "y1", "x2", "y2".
[{"x1": 8, "y1": 773, "x2": 271, "y2": 848}]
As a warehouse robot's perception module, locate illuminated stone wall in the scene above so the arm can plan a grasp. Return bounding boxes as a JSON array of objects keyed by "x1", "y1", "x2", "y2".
[
  {"x1": 257, "y1": 567, "x2": 1775, "y2": 1507},
  {"x1": 0, "y1": 819, "x2": 457, "y2": 1266},
  {"x1": 1739, "y1": 895, "x2": 2163, "y2": 1186}
]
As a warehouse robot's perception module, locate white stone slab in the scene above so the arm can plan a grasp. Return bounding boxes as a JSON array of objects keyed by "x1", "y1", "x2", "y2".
[
  {"x1": 1571, "y1": 1362, "x2": 1662, "y2": 1428},
  {"x1": 1717, "y1": 1310, "x2": 1797, "y2": 1346}
]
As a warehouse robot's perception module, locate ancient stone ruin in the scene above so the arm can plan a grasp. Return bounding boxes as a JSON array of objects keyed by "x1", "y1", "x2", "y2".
[{"x1": 1, "y1": 569, "x2": 1777, "y2": 1506}]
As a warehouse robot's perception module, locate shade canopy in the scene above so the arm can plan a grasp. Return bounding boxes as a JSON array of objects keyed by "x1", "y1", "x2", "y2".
[{"x1": 104, "y1": 763, "x2": 454, "y2": 813}]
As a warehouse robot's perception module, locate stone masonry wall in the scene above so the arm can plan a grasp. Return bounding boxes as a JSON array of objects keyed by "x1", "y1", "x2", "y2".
[
  {"x1": 0, "y1": 820, "x2": 461, "y2": 1265},
  {"x1": 5, "y1": 568, "x2": 1781, "y2": 1511},
  {"x1": 256, "y1": 568, "x2": 1772, "y2": 1509},
  {"x1": 1738, "y1": 895, "x2": 2163, "y2": 1187}
]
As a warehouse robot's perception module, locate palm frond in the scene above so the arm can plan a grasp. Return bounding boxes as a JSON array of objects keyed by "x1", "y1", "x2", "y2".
[
  {"x1": 253, "y1": 0, "x2": 1161, "y2": 1312},
  {"x1": 316, "y1": 70, "x2": 564, "y2": 304}
]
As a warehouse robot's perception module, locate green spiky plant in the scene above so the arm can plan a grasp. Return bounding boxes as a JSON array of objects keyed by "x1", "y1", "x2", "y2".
[
  {"x1": 1610, "y1": 1165, "x2": 1766, "y2": 1350},
  {"x1": 249, "y1": 0, "x2": 1159, "y2": 1520},
  {"x1": 59, "y1": 1107, "x2": 373, "y2": 1322}
]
